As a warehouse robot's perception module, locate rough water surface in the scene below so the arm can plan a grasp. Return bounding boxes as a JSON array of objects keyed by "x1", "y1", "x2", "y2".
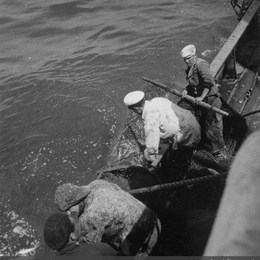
[{"x1": 0, "y1": 0, "x2": 238, "y2": 257}]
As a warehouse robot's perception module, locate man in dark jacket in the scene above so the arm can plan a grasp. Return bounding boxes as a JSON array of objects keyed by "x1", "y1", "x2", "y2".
[{"x1": 178, "y1": 44, "x2": 226, "y2": 158}]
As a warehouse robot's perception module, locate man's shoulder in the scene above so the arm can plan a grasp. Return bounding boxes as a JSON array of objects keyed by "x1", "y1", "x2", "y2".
[
  {"x1": 195, "y1": 57, "x2": 210, "y2": 68},
  {"x1": 151, "y1": 97, "x2": 171, "y2": 105},
  {"x1": 196, "y1": 57, "x2": 207, "y2": 63},
  {"x1": 88, "y1": 179, "x2": 122, "y2": 192}
]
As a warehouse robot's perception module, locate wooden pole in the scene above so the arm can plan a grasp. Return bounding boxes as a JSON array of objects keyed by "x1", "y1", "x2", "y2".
[{"x1": 142, "y1": 77, "x2": 230, "y2": 117}]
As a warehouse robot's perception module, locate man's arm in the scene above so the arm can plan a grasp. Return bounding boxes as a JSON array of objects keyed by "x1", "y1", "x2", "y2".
[
  {"x1": 143, "y1": 110, "x2": 161, "y2": 162},
  {"x1": 198, "y1": 60, "x2": 215, "y2": 89},
  {"x1": 80, "y1": 214, "x2": 107, "y2": 244},
  {"x1": 195, "y1": 60, "x2": 214, "y2": 102}
]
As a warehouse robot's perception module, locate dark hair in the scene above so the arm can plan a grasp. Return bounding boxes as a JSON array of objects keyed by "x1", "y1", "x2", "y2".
[{"x1": 43, "y1": 213, "x2": 74, "y2": 251}]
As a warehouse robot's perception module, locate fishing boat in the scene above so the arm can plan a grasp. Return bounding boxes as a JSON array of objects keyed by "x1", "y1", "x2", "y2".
[{"x1": 97, "y1": 0, "x2": 260, "y2": 255}]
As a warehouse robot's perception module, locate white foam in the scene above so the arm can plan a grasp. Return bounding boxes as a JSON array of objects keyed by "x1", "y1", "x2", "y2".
[{"x1": 0, "y1": 210, "x2": 40, "y2": 257}]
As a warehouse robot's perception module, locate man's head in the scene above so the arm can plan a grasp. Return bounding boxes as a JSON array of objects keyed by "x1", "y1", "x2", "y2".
[
  {"x1": 123, "y1": 91, "x2": 145, "y2": 115},
  {"x1": 44, "y1": 213, "x2": 75, "y2": 251},
  {"x1": 180, "y1": 44, "x2": 196, "y2": 67}
]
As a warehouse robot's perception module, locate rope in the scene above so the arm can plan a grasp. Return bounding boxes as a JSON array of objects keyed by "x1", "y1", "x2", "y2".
[
  {"x1": 243, "y1": 109, "x2": 260, "y2": 118},
  {"x1": 129, "y1": 169, "x2": 227, "y2": 195}
]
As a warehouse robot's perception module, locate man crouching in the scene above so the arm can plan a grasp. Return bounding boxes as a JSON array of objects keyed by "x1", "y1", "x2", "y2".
[{"x1": 53, "y1": 179, "x2": 161, "y2": 256}]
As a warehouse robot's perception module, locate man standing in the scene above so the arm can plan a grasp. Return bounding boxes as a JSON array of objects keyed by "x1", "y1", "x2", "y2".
[
  {"x1": 54, "y1": 179, "x2": 161, "y2": 257},
  {"x1": 123, "y1": 91, "x2": 201, "y2": 166},
  {"x1": 179, "y1": 44, "x2": 226, "y2": 158}
]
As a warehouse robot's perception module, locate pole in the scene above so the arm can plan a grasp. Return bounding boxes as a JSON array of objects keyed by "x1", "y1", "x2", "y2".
[{"x1": 142, "y1": 77, "x2": 230, "y2": 117}]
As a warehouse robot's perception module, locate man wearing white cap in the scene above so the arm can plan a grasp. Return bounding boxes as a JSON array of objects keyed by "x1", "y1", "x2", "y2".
[
  {"x1": 179, "y1": 44, "x2": 226, "y2": 158},
  {"x1": 123, "y1": 91, "x2": 201, "y2": 164}
]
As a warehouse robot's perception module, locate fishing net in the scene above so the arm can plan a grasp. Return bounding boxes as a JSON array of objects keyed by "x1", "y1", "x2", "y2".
[
  {"x1": 97, "y1": 165, "x2": 161, "y2": 209},
  {"x1": 97, "y1": 111, "x2": 163, "y2": 209},
  {"x1": 106, "y1": 116, "x2": 146, "y2": 167},
  {"x1": 104, "y1": 113, "x2": 228, "y2": 179},
  {"x1": 98, "y1": 84, "x2": 247, "y2": 207},
  {"x1": 220, "y1": 97, "x2": 248, "y2": 152}
]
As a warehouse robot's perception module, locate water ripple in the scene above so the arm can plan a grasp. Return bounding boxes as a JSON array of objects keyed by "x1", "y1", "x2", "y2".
[{"x1": 0, "y1": 0, "x2": 237, "y2": 256}]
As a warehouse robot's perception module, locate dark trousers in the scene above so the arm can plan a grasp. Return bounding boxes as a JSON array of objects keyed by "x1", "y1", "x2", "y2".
[{"x1": 178, "y1": 97, "x2": 225, "y2": 153}]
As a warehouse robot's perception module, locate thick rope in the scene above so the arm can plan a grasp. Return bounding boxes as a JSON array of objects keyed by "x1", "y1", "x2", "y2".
[{"x1": 129, "y1": 169, "x2": 227, "y2": 195}]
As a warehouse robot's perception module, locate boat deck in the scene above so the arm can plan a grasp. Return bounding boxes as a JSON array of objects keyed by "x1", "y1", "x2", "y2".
[
  {"x1": 219, "y1": 13, "x2": 260, "y2": 134},
  {"x1": 227, "y1": 58, "x2": 260, "y2": 133}
]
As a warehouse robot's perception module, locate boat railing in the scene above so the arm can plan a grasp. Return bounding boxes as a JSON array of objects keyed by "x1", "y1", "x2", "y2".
[
  {"x1": 230, "y1": 0, "x2": 254, "y2": 20},
  {"x1": 211, "y1": 0, "x2": 260, "y2": 81}
]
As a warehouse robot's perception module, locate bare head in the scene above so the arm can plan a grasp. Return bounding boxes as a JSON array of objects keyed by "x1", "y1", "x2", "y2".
[{"x1": 43, "y1": 213, "x2": 80, "y2": 251}]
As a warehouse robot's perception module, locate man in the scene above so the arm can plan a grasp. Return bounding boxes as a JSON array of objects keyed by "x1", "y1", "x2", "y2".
[
  {"x1": 54, "y1": 179, "x2": 161, "y2": 257},
  {"x1": 43, "y1": 212, "x2": 122, "y2": 256},
  {"x1": 204, "y1": 131, "x2": 260, "y2": 256},
  {"x1": 123, "y1": 91, "x2": 201, "y2": 165},
  {"x1": 179, "y1": 44, "x2": 226, "y2": 158}
]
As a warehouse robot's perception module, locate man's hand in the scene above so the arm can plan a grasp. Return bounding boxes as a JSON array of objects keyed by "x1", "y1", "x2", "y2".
[
  {"x1": 194, "y1": 96, "x2": 204, "y2": 104},
  {"x1": 151, "y1": 155, "x2": 163, "y2": 168},
  {"x1": 143, "y1": 153, "x2": 162, "y2": 169},
  {"x1": 182, "y1": 89, "x2": 188, "y2": 98},
  {"x1": 171, "y1": 137, "x2": 178, "y2": 150}
]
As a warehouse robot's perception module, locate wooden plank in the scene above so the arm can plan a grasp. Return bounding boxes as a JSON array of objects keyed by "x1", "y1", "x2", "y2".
[{"x1": 210, "y1": 0, "x2": 260, "y2": 79}]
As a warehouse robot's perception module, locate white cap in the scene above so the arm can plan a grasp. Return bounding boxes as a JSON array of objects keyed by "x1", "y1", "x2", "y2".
[
  {"x1": 180, "y1": 44, "x2": 196, "y2": 58},
  {"x1": 123, "y1": 91, "x2": 145, "y2": 106}
]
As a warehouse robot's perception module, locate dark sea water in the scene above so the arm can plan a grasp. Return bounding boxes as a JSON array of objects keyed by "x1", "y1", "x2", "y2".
[{"x1": 0, "y1": 0, "x2": 238, "y2": 257}]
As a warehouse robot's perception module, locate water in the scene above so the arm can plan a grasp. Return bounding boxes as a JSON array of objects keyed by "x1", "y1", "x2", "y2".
[{"x1": 0, "y1": 0, "x2": 238, "y2": 257}]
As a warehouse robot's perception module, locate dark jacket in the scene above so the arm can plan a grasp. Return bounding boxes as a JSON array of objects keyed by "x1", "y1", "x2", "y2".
[
  {"x1": 185, "y1": 57, "x2": 219, "y2": 98},
  {"x1": 56, "y1": 241, "x2": 121, "y2": 256}
]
